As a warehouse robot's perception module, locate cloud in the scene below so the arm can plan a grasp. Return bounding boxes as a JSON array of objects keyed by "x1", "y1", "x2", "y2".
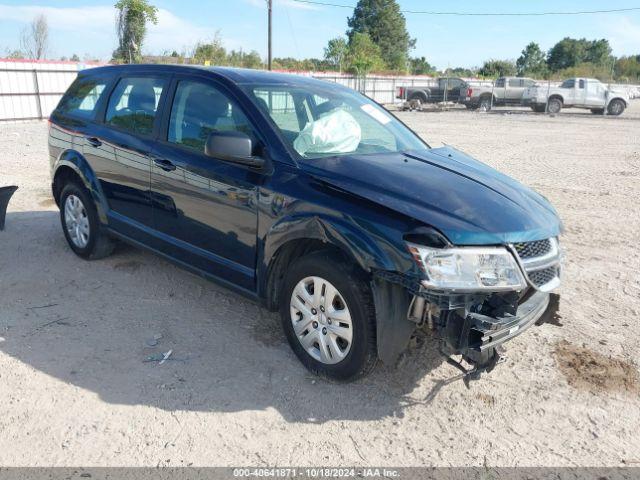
[
  {"x1": 0, "y1": 3, "x2": 243, "y2": 57},
  {"x1": 0, "y1": 4, "x2": 115, "y2": 32}
]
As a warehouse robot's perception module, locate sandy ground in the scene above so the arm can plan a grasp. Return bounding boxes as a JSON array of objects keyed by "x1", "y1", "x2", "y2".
[{"x1": 1, "y1": 104, "x2": 639, "y2": 467}]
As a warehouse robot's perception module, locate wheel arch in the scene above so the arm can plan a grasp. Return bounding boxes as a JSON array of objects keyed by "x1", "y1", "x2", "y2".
[
  {"x1": 260, "y1": 214, "x2": 398, "y2": 311},
  {"x1": 609, "y1": 96, "x2": 628, "y2": 107},
  {"x1": 52, "y1": 150, "x2": 108, "y2": 224},
  {"x1": 408, "y1": 90, "x2": 429, "y2": 102},
  {"x1": 548, "y1": 94, "x2": 564, "y2": 104}
]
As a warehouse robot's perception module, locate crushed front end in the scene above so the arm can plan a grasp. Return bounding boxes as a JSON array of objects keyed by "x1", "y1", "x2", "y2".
[{"x1": 401, "y1": 236, "x2": 563, "y2": 375}]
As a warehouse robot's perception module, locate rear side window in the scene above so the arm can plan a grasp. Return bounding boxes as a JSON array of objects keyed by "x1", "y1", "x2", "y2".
[
  {"x1": 57, "y1": 75, "x2": 111, "y2": 119},
  {"x1": 105, "y1": 76, "x2": 166, "y2": 136},
  {"x1": 508, "y1": 79, "x2": 521, "y2": 87}
]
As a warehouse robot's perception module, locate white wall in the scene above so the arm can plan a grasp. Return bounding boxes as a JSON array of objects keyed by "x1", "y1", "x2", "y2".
[
  {"x1": 0, "y1": 60, "x2": 101, "y2": 121},
  {"x1": 1, "y1": 60, "x2": 638, "y2": 122}
]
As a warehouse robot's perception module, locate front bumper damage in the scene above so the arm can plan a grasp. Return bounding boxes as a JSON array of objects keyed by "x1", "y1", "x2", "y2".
[{"x1": 374, "y1": 269, "x2": 560, "y2": 379}]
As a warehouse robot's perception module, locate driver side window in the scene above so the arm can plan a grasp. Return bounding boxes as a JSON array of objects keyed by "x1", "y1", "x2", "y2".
[{"x1": 168, "y1": 80, "x2": 255, "y2": 153}]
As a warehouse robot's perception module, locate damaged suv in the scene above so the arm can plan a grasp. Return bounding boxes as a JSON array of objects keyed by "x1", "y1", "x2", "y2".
[{"x1": 49, "y1": 65, "x2": 563, "y2": 381}]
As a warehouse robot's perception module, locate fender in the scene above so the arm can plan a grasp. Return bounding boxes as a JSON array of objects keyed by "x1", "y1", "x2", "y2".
[
  {"x1": 261, "y1": 212, "x2": 402, "y2": 278},
  {"x1": 53, "y1": 150, "x2": 110, "y2": 225},
  {"x1": 260, "y1": 212, "x2": 416, "y2": 364}
]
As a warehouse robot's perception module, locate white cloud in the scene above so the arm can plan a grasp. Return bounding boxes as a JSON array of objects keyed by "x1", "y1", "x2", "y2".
[
  {"x1": 0, "y1": 3, "x2": 244, "y2": 57},
  {"x1": 0, "y1": 4, "x2": 115, "y2": 32}
]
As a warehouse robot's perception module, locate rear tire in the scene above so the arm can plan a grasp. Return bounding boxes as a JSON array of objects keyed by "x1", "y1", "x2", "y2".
[
  {"x1": 479, "y1": 96, "x2": 493, "y2": 112},
  {"x1": 59, "y1": 182, "x2": 114, "y2": 260},
  {"x1": 547, "y1": 98, "x2": 562, "y2": 114},
  {"x1": 279, "y1": 251, "x2": 378, "y2": 381}
]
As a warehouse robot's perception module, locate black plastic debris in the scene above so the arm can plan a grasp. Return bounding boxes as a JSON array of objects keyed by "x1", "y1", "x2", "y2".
[{"x1": 0, "y1": 186, "x2": 18, "y2": 230}]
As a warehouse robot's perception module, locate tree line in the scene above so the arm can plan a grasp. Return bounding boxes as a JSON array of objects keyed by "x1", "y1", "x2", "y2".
[
  {"x1": 3, "y1": 0, "x2": 640, "y2": 82},
  {"x1": 480, "y1": 39, "x2": 640, "y2": 82}
]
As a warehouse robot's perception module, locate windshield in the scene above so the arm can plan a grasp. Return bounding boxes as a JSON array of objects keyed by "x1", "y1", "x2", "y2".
[{"x1": 244, "y1": 82, "x2": 428, "y2": 160}]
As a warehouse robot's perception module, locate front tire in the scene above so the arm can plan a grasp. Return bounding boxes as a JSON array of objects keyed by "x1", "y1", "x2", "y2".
[
  {"x1": 59, "y1": 182, "x2": 114, "y2": 260},
  {"x1": 607, "y1": 99, "x2": 625, "y2": 116},
  {"x1": 279, "y1": 251, "x2": 377, "y2": 381}
]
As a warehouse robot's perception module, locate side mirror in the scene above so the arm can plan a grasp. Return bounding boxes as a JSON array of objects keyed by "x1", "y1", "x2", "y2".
[{"x1": 205, "y1": 131, "x2": 265, "y2": 169}]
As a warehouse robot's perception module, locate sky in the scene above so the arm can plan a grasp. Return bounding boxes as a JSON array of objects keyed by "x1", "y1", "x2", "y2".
[{"x1": 0, "y1": 0, "x2": 639, "y2": 68}]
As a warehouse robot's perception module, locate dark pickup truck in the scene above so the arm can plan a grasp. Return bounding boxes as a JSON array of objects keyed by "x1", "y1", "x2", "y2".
[
  {"x1": 396, "y1": 77, "x2": 468, "y2": 106},
  {"x1": 49, "y1": 64, "x2": 563, "y2": 382}
]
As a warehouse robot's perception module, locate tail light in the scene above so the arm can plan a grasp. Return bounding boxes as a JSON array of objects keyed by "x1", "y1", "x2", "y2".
[
  {"x1": 397, "y1": 87, "x2": 405, "y2": 98},
  {"x1": 466, "y1": 87, "x2": 473, "y2": 97}
]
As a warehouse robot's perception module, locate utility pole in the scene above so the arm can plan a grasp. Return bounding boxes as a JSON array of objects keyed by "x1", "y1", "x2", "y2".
[{"x1": 267, "y1": 0, "x2": 273, "y2": 70}]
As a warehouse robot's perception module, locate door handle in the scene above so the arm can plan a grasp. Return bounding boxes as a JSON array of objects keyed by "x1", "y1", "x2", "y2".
[
  {"x1": 153, "y1": 158, "x2": 177, "y2": 172},
  {"x1": 86, "y1": 136, "x2": 102, "y2": 148}
]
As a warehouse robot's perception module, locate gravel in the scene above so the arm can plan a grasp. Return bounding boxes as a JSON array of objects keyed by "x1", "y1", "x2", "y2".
[{"x1": 0, "y1": 103, "x2": 639, "y2": 467}]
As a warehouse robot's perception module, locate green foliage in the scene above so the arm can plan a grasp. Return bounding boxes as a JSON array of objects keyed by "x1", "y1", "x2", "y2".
[
  {"x1": 273, "y1": 57, "x2": 331, "y2": 71},
  {"x1": 615, "y1": 55, "x2": 640, "y2": 81},
  {"x1": 227, "y1": 50, "x2": 263, "y2": 69},
  {"x1": 70, "y1": 53, "x2": 80, "y2": 62},
  {"x1": 547, "y1": 37, "x2": 612, "y2": 72},
  {"x1": 346, "y1": 32, "x2": 386, "y2": 76},
  {"x1": 324, "y1": 37, "x2": 348, "y2": 73},
  {"x1": 191, "y1": 34, "x2": 263, "y2": 69},
  {"x1": 516, "y1": 42, "x2": 547, "y2": 78},
  {"x1": 447, "y1": 67, "x2": 477, "y2": 78},
  {"x1": 347, "y1": 0, "x2": 415, "y2": 71},
  {"x1": 193, "y1": 34, "x2": 227, "y2": 65},
  {"x1": 410, "y1": 56, "x2": 435, "y2": 75},
  {"x1": 113, "y1": 0, "x2": 158, "y2": 63},
  {"x1": 478, "y1": 59, "x2": 516, "y2": 78},
  {"x1": 549, "y1": 63, "x2": 614, "y2": 82},
  {"x1": 4, "y1": 48, "x2": 25, "y2": 59}
]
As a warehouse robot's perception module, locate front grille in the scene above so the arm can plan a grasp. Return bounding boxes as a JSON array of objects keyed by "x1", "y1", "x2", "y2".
[
  {"x1": 513, "y1": 239, "x2": 552, "y2": 259},
  {"x1": 528, "y1": 266, "x2": 558, "y2": 288}
]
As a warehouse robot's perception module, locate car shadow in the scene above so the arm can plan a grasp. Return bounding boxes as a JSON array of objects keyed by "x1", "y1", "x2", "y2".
[{"x1": 0, "y1": 210, "x2": 454, "y2": 423}]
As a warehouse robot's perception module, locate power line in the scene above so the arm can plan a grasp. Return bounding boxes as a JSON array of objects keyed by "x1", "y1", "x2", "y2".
[{"x1": 292, "y1": 0, "x2": 640, "y2": 16}]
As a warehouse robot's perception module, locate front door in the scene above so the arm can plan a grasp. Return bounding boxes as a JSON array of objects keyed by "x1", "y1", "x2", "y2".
[{"x1": 150, "y1": 77, "x2": 262, "y2": 291}]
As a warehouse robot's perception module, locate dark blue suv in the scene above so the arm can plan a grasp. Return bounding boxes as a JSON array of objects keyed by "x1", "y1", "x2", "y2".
[{"x1": 49, "y1": 65, "x2": 563, "y2": 381}]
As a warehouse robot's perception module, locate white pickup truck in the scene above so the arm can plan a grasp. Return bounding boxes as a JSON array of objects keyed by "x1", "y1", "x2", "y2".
[{"x1": 522, "y1": 78, "x2": 630, "y2": 116}]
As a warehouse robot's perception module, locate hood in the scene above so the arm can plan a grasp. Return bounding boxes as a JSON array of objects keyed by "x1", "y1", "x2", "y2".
[{"x1": 302, "y1": 146, "x2": 562, "y2": 245}]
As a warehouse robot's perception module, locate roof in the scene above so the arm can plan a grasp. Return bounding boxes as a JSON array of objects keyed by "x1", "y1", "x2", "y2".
[{"x1": 81, "y1": 64, "x2": 330, "y2": 87}]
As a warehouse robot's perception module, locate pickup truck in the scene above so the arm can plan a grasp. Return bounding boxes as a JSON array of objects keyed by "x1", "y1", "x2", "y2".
[
  {"x1": 461, "y1": 77, "x2": 537, "y2": 111},
  {"x1": 396, "y1": 77, "x2": 468, "y2": 107},
  {"x1": 522, "y1": 77, "x2": 629, "y2": 115}
]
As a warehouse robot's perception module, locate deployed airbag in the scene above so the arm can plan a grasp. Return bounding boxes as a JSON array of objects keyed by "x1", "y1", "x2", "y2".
[{"x1": 293, "y1": 108, "x2": 361, "y2": 156}]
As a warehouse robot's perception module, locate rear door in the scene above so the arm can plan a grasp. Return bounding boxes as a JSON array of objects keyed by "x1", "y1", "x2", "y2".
[
  {"x1": 149, "y1": 75, "x2": 263, "y2": 290},
  {"x1": 506, "y1": 78, "x2": 525, "y2": 103},
  {"x1": 494, "y1": 78, "x2": 506, "y2": 103},
  {"x1": 88, "y1": 74, "x2": 170, "y2": 242}
]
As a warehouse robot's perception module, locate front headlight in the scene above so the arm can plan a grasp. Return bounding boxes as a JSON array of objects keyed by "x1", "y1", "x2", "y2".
[{"x1": 406, "y1": 243, "x2": 527, "y2": 292}]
